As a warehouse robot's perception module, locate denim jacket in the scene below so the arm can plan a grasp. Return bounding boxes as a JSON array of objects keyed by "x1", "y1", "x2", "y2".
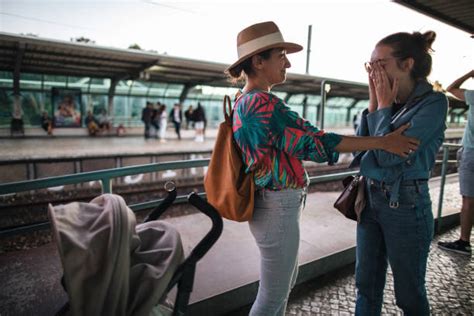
[{"x1": 354, "y1": 80, "x2": 448, "y2": 207}]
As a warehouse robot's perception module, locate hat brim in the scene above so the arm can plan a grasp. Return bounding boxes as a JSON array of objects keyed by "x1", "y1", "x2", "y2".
[{"x1": 226, "y1": 42, "x2": 303, "y2": 73}]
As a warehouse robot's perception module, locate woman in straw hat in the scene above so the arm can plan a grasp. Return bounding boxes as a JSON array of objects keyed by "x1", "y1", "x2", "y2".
[{"x1": 226, "y1": 21, "x2": 419, "y2": 315}]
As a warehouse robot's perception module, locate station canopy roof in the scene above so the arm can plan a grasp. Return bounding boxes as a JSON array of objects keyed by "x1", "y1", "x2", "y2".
[
  {"x1": 394, "y1": 0, "x2": 474, "y2": 34},
  {"x1": 0, "y1": 31, "x2": 369, "y2": 100}
]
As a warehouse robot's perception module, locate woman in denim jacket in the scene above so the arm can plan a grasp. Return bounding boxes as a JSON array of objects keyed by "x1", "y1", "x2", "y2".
[{"x1": 354, "y1": 31, "x2": 448, "y2": 315}]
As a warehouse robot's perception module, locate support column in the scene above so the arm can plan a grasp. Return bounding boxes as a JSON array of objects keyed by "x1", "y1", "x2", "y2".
[
  {"x1": 107, "y1": 78, "x2": 118, "y2": 119},
  {"x1": 179, "y1": 83, "x2": 193, "y2": 104},
  {"x1": 13, "y1": 43, "x2": 25, "y2": 116},
  {"x1": 13, "y1": 43, "x2": 25, "y2": 97}
]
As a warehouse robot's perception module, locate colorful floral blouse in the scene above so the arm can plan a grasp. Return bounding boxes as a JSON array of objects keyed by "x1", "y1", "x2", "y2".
[{"x1": 232, "y1": 90, "x2": 342, "y2": 190}]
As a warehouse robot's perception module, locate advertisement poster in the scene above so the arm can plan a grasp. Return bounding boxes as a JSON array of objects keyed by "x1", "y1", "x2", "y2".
[{"x1": 52, "y1": 88, "x2": 82, "y2": 127}]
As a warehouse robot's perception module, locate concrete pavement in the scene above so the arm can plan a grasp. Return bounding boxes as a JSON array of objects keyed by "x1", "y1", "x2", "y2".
[{"x1": 0, "y1": 177, "x2": 466, "y2": 315}]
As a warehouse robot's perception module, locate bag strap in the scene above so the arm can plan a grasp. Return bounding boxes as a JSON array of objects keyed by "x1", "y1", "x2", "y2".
[{"x1": 223, "y1": 95, "x2": 232, "y2": 124}]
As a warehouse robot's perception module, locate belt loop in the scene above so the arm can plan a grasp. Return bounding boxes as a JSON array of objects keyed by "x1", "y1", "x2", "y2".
[
  {"x1": 389, "y1": 177, "x2": 402, "y2": 209},
  {"x1": 381, "y1": 181, "x2": 388, "y2": 195},
  {"x1": 415, "y1": 180, "x2": 420, "y2": 193}
]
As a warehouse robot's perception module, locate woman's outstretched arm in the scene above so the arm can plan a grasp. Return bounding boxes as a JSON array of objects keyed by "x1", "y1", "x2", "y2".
[{"x1": 335, "y1": 123, "x2": 419, "y2": 157}]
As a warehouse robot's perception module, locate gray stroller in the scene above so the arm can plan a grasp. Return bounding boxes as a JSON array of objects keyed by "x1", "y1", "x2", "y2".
[{"x1": 48, "y1": 184, "x2": 223, "y2": 316}]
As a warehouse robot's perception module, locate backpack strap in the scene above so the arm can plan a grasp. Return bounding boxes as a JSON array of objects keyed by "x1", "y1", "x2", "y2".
[{"x1": 223, "y1": 95, "x2": 232, "y2": 124}]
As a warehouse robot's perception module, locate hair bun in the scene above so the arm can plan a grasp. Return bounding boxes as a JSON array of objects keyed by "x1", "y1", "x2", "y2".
[{"x1": 415, "y1": 31, "x2": 436, "y2": 52}]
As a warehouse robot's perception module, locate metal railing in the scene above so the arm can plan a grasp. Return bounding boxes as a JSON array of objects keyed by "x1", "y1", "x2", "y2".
[
  {"x1": 436, "y1": 143, "x2": 462, "y2": 232},
  {"x1": 0, "y1": 143, "x2": 460, "y2": 238},
  {"x1": 0, "y1": 159, "x2": 209, "y2": 238}
]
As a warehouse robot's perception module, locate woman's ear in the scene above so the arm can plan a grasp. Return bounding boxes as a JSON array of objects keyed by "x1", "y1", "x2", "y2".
[
  {"x1": 402, "y1": 57, "x2": 415, "y2": 72},
  {"x1": 251, "y1": 54, "x2": 264, "y2": 70}
]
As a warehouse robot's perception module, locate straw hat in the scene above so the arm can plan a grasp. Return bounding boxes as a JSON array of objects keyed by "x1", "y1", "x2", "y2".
[{"x1": 226, "y1": 21, "x2": 303, "y2": 73}]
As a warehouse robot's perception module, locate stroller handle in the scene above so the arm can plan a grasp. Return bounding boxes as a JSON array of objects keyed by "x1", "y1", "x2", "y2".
[
  {"x1": 186, "y1": 192, "x2": 223, "y2": 262},
  {"x1": 164, "y1": 192, "x2": 223, "y2": 295},
  {"x1": 143, "y1": 187, "x2": 177, "y2": 222}
]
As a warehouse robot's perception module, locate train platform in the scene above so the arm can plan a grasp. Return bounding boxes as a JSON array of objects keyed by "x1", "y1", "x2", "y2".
[
  {"x1": 0, "y1": 174, "x2": 470, "y2": 315},
  {"x1": 0, "y1": 126, "x2": 463, "y2": 161},
  {"x1": 0, "y1": 127, "x2": 221, "y2": 162}
]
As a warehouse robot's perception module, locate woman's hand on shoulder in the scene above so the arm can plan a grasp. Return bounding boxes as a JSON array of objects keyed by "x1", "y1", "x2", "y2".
[{"x1": 383, "y1": 123, "x2": 420, "y2": 157}]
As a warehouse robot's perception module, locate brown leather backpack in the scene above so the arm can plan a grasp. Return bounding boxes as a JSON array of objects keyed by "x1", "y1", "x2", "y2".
[{"x1": 204, "y1": 95, "x2": 255, "y2": 221}]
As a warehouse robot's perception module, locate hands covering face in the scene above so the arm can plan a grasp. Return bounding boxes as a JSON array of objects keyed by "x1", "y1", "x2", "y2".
[{"x1": 367, "y1": 62, "x2": 399, "y2": 111}]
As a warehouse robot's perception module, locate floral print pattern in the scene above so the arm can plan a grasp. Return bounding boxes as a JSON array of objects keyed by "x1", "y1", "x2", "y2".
[{"x1": 233, "y1": 90, "x2": 342, "y2": 190}]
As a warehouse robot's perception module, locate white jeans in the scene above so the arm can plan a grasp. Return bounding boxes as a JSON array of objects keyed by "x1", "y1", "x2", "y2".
[{"x1": 249, "y1": 188, "x2": 306, "y2": 316}]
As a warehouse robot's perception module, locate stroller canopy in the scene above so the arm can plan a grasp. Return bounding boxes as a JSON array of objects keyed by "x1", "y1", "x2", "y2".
[{"x1": 48, "y1": 193, "x2": 184, "y2": 316}]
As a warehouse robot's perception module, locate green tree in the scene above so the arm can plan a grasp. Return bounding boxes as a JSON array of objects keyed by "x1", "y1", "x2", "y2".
[{"x1": 128, "y1": 43, "x2": 142, "y2": 50}]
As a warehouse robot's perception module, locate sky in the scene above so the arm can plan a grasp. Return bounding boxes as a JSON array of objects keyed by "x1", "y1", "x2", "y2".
[{"x1": 1, "y1": 0, "x2": 473, "y2": 88}]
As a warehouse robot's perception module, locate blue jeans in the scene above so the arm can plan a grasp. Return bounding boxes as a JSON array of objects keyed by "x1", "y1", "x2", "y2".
[
  {"x1": 355, "y1": 179, "x2": 433, "y2": 316},
  {"x1": 249, "y1": 188, "x2": 306, "y2": 316}
]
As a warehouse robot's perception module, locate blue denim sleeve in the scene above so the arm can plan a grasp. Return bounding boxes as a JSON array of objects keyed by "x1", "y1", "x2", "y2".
[
  {"x1": 366, "y1": 93, "x2": 448, "y2": 167},
  {"x1": 355, "y1": 108, "x2": 370, "y2": 137}
]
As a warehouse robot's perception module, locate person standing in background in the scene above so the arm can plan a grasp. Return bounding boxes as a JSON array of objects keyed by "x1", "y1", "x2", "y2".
[
  {"x1": 438, "y1": 69, "x2": 474, "y2": 256},
  {"x1": 85, "y1": 110, "x2": 100, "y2": 136},
  {"x1": 151, "y1": 102, "x2": 162, "y2": 139},
  {"x1": 170, "y1": 103, "x2": 183, "y2": 140},
  {"x1": 97, "y1": 108, "x2": 111, "y2": 133},
  {"x1": 10, "y1": 96, "x2": 24, "y2": 136},
  {"x1": 192, "y1": 102, "x2": 206, "y2": 142},
  {"x1": 41, "y1": 111, "x2": 53, "y2": 135},
  {"x1": 184, "y1": 105, "x2": 194, "y2": 129},
  {"x1": 159, "y1": 104, "x2": 168, "y2": 142},
  {"x1": 141, "y1": 102, "x2": 153, "y2": 139}
]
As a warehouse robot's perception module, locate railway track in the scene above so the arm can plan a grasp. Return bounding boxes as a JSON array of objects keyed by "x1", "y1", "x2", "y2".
[{"x1": 0, "y1": 147, "x2": 460, "y2": 252}]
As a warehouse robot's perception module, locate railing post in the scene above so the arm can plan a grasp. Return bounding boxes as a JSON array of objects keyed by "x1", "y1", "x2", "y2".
[
  {"x1": 319, "y1": 80, "x2": 328, "y2": 129},
  {"x1": 436, "y1": 145, "x2": 450, "y2": 233},
  {"x1": 101, "y1": 177, "x2": 112, "y2": 194}
]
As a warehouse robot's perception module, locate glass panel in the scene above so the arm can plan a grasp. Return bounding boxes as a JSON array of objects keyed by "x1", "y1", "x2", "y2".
[
  {"x1": 91, "y1": 78, "x2": 104, "y2": 85},
  {"x1": 0, "y1": 88, "x2": 12, "y2": 126},
  {"x1": 20, "y1": 73, "x2": 43, "y2": 90},
  {"x1": 354, "y1": 99, "x2": 369, "y2": 108},
  {"x1": 116, "y1": 80, "x2": 134, "y2": 95},
  {"x1": 307, "y1": 95, "x2": 321, "y2": 105},
  {"x1": 164, "y1": 84, "x2": 184, "y2": 98},
  {"x1": 287, "y1": 94, "x2": 306, "y2": 105},
  {"x1": 112, "y1": 96, "x2": 129, "y2": 126},
  {"x1": 20, "y1": 73, "x2": 42, "y2": 81},
  {"x1": 158, "y1": 98, "x2": 179, "y2": 108},
  {"x1": 147, "y1": 82, "x2": 168, "y2": 98},
  {"x1": 288, "y1": 104, "x2": 303, "y2": 116},
  {"x1": 0, "y1": 71, "x2": 13, "y2": 88},
  {"x1": 0, "y1": 91, "x2": 47, "y2": 127},
  {"x1": 43, "y1": 75, "x2": 68, "y2": 89},
  {"x1": 325, "y1": 108, "x2": 348, "y2": 127},
  {"x1": 326, "y1": 97, "x2": 355, "y2": 107},
  {"x1": 130, "y1": 96, "x2": 147, "y2": 125},
  {"x1": 306, "y1": 105, "x2": 318, "y2": 123},
  {"x1": 65, "y1": 77, "x2": 93, "y2": 94},
  {"x1": 273, "y1": 91, "x2": 287, "y2": 100},
  {"x1": 192, "y1": 99, "x2": 217, "y2": 128},
  {"x1": 9, "y1": 91, "x2": 47, "y2": 126},
  {"x1": 129, "y1": 80, "x2": 149, "y2": 96}
]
